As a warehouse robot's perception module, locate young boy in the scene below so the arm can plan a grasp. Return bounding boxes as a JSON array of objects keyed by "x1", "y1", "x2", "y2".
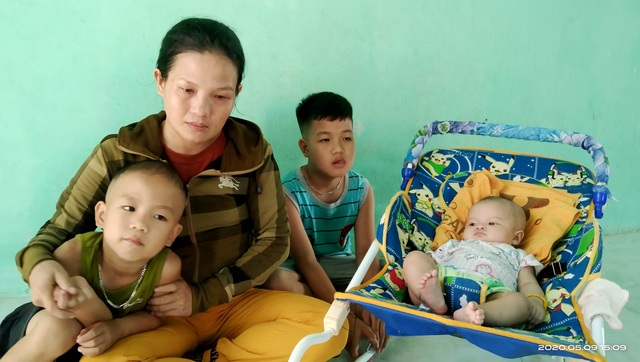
[
  {"x1": 403, "y1": 196, "x2": 547, "y2": 327},
  {"x1": 1, "y1": 160, "x2": 186, "y2": 361},
  {"x1": 263, "y1": 91, "x2": 384, "y2": 356}
]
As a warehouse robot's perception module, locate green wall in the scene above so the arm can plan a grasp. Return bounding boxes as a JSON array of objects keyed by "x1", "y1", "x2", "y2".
[{"x1": 1, "y1": 1, "x2": 638, "y2": 295}]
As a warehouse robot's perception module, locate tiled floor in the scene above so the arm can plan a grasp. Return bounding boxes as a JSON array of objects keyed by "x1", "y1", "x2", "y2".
[{"x1": 1, "y1": 232, "x2": 636, "y2": 361}]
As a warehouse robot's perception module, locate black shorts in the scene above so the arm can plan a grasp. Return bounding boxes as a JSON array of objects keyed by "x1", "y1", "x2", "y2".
[{"x1": 0, "y1": 302, "x2": 82, "y2": 361}]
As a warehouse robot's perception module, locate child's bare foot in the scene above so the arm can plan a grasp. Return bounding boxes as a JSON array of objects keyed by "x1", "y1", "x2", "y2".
[
  {"x1": 453, "y1": 301, "x2": 485, "y2": 325},
  {"x1": 418, "y1": 270, "x2": 447, "y2": 314}
]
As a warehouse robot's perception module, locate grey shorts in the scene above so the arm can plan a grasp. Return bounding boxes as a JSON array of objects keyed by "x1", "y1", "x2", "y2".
[{"x1": 281, "y1": 254, "x2": 382, "y2": 292}]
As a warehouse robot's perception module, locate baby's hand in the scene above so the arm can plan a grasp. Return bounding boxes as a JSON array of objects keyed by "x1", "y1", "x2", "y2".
[{"x1": 526, "y1": 295, "x2": 546, "y2": 325}]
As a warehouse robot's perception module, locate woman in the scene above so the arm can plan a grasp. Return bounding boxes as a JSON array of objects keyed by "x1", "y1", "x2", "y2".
[{"x1": 16, "y1": 17, "x2": 347, "y2": 361}]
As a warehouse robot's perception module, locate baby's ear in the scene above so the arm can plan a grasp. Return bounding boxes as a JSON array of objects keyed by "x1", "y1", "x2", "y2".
[{"x1": 512, "y1": 230, "x2": 525, "y2": 245}]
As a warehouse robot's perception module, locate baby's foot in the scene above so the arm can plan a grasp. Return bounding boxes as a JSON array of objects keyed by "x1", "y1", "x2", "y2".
[
  {"x1": 418, "y1": 270, "x2": 447, "y2": 314},
  {"x1": 453, "y1": 301, "x2": 485, "y2": 325}
]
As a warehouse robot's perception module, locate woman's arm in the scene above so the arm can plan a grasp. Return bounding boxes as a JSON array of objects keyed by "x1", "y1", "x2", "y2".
[
  {"x1": 242, "y1": 153, "x2": 290, "y2": 281},
  {"x1": 156, "y1": 151, "x2": 289, "y2": 314},
  {"x1": 17, "y1": 143, "x2": 113, "y2": 281},
  {"x1": 17, "y1": 143, "x2": 116, "y2": 318},
  {"x1": 196, "y1": 153, "x2": 290, "y2": 309}
]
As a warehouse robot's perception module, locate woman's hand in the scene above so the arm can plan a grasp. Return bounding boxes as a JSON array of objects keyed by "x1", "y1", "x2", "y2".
[
  {"x1": 147, "y1": 278, "x2": 193, "y2": 317},
  {"x1": 53, "y1": 283, "x2": 85, "y2": 311},
  {"x1": 30, "y1": 260, "x2": 79, "y2": 319}
]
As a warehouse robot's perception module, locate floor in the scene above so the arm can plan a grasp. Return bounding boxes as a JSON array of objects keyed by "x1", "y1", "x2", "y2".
[{"x1": 1, "y1": 232, "x2": 636, "y2": 361}]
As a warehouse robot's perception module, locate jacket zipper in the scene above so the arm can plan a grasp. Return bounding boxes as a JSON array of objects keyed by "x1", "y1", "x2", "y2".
[{"x1": 185, "y1": 182, "x2": 200, "y2": 282}]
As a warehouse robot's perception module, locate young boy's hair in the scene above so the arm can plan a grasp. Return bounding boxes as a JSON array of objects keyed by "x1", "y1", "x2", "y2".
[
  {"x1": 112, "y1": 160, "x2": 187, "y2": 201},
  {"x1": 295, "y1": 91, "x2": 352, "y2": 135}
]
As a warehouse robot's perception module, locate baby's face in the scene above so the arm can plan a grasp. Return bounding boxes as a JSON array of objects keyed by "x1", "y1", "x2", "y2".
[{"x1": 462, "y1": 201, "x2": 522, "y2": 245}]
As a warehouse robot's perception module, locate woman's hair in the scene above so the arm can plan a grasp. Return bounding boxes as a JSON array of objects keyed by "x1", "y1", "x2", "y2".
[{"x1": 156, "y1": 17, "x2": 245, "y2": 90}]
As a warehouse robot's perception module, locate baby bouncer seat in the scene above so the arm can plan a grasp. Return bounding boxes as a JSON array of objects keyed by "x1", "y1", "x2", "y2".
[{"x1": 290, "y1": 121, "x2": 614, "y2": 362}]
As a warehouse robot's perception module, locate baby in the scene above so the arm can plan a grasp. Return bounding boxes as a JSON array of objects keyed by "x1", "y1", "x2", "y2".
[{"x1": 403, "y1": 196, "x2": 547, "y2": 327}]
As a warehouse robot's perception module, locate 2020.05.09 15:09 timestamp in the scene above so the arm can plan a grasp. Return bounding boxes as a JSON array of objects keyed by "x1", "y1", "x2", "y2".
[{"x1": 538, "y1": 344, "x2": 627, "y2": 352}]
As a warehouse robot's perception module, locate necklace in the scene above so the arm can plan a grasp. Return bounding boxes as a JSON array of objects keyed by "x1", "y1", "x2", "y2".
[
  {"x1": 98, "y1": 262, "x2": 147, "y2": 310},
  {"x1": 303, "y1": 169, "x2": 343, "y2": 195}
]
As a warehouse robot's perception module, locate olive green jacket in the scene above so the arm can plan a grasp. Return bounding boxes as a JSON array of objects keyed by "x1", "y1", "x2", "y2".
[{"x1": 16, "y1": 111, "x2": 290, "y2": 313}]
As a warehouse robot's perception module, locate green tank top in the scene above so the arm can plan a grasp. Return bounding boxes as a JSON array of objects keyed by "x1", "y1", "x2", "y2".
[{"x1": 79, "y1": 231, "x2": 170, "y2": 318}]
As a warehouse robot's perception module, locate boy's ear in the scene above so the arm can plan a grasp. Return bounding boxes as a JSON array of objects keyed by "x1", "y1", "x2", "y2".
[
  {"x1": 94, "y1": 201, "x2": 107, "y2": 228},
  {"x1": 512, "y1": 230, "x2": 525, "y2": 245},
  {"x1": 165, "y1": 224, "x2": 183, "y2": 247},
  {"x1": 298, "y1": 138, "x2": 309, "y2": 157}
]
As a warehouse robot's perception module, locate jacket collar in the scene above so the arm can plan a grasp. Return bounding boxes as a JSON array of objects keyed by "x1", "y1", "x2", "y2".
[{"x1": 116, "y1": 111, "x2": 267, "y2": 172}]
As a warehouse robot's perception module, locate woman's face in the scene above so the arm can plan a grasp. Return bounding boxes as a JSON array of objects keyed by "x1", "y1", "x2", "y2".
[{"x1": 154, "y1": 51, "x2": 242, "y2": 154}]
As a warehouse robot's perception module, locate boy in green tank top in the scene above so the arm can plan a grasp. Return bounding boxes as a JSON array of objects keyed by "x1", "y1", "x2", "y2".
[{"x1": 1, "y1": 160, "x2": 187, "y2": 361}]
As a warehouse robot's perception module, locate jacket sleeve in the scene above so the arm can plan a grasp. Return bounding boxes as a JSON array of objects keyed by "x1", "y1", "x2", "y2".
[
  {"x1": 16, "y1": 140, "x2": 117, "y2": 282},
  {"x1": 240, "y1": 149, "x2": 290, "y2": 283},
  {"x1": 190, "y1": 147, "x2": 290, "y2": 311}
]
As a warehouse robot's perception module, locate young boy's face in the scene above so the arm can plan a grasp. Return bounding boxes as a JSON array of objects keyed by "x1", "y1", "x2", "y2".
[
  {"x1": 462, "y1": 200, "x2": 524, "y2": 245},
  {"x1": 299, "y1": 117, "x2": 355, "y2": 178},
  {"x1": 95, "y1": 171, "x2": 184, "y2": 264}
]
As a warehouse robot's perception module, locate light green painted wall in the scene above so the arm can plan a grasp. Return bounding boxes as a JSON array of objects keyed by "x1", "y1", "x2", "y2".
[{"x1": 1, "y1": 1, "x2": 638, "y2": 295}]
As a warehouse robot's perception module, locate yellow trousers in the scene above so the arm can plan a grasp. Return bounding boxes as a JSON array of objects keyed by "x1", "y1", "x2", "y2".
[{"x1": 81, "y1": 289, "x2": 348, "y2": 362}]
